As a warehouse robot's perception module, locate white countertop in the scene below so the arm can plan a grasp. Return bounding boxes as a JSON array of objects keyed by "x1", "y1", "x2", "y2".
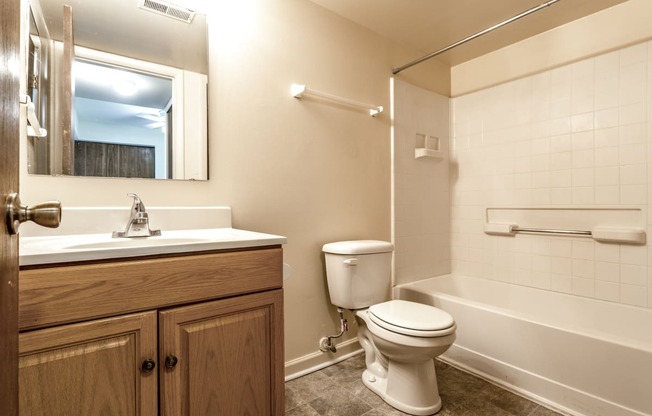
[{"x1": 20, "y1": 228, "x2": 287, "y2": 266}]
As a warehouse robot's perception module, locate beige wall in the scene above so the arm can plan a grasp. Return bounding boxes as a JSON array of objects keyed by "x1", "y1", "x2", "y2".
[
  {"x1": 452, "y1": 0, "x2": 652, "y2": 96},
  {"x1": 20, "y1": 0, "x2": 449, "y2": 375}
]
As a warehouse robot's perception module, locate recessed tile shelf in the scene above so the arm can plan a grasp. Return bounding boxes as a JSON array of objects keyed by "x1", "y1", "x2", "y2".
[
  {"x1": 415, "y1": 133, "x2": 443, "y2": 159},
  {"x1": 415, "y1": 148, "x2": 444, "y2": 159}
]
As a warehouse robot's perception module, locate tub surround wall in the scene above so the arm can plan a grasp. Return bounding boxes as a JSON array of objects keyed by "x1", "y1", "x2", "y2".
[
  {"x1": 450, "y1": 39, "x2": 652, "y2": 309},
  {"x1": 392, "y1": 79, "x2": 451, "y2": 286}
]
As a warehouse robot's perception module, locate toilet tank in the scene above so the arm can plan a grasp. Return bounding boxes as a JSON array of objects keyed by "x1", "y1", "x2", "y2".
[{"x1": 322, "y1": 240, "x2": 394, "y2": 309}]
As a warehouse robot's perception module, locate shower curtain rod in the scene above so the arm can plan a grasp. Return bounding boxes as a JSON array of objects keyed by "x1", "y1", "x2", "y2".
[{"x1": 392, "y1": 0, "x2": 561, "y2": 75}]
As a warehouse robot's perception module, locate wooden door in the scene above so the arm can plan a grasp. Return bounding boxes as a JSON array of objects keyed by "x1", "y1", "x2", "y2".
[
  {"x1": 19, "y1": 311, "x2": 158, "y2": 416},
  {"x1": 159, "y1": 290, "x2": 284, "y2": 416},
  {"x1": 0, "y1": 0, "x2": 21, "y2": 414}
]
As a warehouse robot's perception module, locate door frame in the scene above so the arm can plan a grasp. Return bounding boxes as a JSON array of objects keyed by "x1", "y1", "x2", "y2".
[{"x1": 0, "y1": 0, "x2": 21, "y2": 413}]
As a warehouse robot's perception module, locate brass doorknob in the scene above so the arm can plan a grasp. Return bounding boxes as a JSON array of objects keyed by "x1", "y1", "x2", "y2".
[{"x1": 5, "y1": 193, "x2": 61, "y2": 235}]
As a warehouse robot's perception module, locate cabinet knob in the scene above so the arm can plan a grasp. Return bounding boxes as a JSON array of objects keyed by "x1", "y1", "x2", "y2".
[
  {"x1": 165, "y1": 354, "x2": 178, "y2": 369},
  {"x1": 141, "y1": 358, "x2": 156, "y2": 373}
]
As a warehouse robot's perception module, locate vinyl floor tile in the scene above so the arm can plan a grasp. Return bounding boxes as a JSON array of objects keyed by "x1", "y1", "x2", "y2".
[{"x1": 285, "y1": 354, "x2": 564, "y2": 416}]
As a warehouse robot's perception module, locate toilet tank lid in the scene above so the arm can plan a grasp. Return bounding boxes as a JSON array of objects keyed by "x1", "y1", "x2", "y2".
[{"x1": 322, "y1": 240, "x2": 394, "y2": 255}]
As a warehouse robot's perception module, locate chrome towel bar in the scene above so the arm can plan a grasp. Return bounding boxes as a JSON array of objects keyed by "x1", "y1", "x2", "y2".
[
  {"x1": 511, "y1": 227, "x2": 592, "y2": 236},
  {"x1": 484, "y1": 223, "x2": 646, "y2": 245}
]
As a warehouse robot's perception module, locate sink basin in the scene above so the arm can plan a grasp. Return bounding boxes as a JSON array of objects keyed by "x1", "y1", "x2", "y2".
[{"x1": 20, "y1": 228, "x2": 287, "y2": 266}]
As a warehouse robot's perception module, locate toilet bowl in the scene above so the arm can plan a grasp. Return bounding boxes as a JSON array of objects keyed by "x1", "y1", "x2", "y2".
[
  {"x1": 322, "y1": 241, "x2": 456, "y2": 415},
  {"x1": 356, "y1": 301, "x2": 456, "y2": 415}
]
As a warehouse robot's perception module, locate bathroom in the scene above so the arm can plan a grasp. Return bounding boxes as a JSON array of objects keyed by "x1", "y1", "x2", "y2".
[{"x1": 2, "y1": 0, "x2": 652, "y2": 415}]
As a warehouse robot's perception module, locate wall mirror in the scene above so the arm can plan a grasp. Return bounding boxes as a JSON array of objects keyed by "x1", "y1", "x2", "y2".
[{"x1": 25, "y1": 0, "x2": 208, "y2": 180}]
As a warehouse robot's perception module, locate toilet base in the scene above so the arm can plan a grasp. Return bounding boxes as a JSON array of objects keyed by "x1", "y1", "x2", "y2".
[{"x1": 361, "y1": 359, "x2": 442, "y2": 416}]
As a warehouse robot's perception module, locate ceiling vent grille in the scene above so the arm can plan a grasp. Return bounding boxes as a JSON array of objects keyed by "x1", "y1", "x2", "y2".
[{"x1": 138, "y1": 0, "x2": 196, "y2": 24}]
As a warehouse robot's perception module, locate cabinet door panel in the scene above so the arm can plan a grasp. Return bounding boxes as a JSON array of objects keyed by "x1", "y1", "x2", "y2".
[
  {"x1": 19, "y1": 311, "x2": 157, "y2": 416},
  {"x1": 160, "y1": 290, "x2": 284, "y2": 416}
]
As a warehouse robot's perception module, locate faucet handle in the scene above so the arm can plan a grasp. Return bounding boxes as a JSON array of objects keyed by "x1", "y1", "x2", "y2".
[{"x1": 126, "y1": 193, "x2": 145, "y2": 212}]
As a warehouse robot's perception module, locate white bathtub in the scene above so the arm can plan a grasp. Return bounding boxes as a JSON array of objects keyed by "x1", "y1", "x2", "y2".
[{"x1": 397, "y1": 274, "x2": 652, "y2": 416}]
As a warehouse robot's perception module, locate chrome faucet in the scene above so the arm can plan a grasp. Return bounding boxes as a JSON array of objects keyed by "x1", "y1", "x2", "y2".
[{"x1": 112, "y1": 193, "x2": 161, "y2": 238}]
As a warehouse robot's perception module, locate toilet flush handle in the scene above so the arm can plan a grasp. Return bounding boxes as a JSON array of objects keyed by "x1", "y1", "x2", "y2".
[{"x1": 343, "y1": 258, "x2": 358, "y2": 266}]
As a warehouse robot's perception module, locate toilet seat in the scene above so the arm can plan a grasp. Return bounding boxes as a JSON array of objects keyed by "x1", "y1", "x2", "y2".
[{"x1": 368, "y1": 300, "x2": 455, "y2": 337}]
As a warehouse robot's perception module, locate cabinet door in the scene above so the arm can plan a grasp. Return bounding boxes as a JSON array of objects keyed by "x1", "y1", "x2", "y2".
[
  {"x1": 160, "y1": 289, "x2": 284, "y2": 416},
  {"x1": 19, "y1": 311, "x2": 158, "y2": 416}
]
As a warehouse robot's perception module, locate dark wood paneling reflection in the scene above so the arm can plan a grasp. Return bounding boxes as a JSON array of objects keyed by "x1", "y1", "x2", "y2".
[{"x1": 74, "y1": 140, "x2": 155, "y2": 178}]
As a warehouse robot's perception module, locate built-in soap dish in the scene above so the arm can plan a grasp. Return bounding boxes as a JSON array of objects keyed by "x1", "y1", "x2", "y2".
[{"x1": 415, "y1": 133, "x2": 443, "y2": 159}]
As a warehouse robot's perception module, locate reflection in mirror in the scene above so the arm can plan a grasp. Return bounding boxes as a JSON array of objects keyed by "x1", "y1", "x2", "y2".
[
  {"x1": 26, "y1": 5, "x2": 51, "y2": 175},
  {"x1": 25, "y1": 0, "x2": 208, "y2": 180},
  {"x1": 74, "y1": 58, "x2": 172, "y2": 179}
]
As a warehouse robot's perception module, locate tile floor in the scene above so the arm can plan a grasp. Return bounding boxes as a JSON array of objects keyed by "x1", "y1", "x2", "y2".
[{"x1": 285, "y1": 354, "x2": 563, "y2": 416}]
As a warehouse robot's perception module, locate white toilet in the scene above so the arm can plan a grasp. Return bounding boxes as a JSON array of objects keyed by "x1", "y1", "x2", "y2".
[{"x1": 322, "y1": 240, "x2": 456, "y2": 415}]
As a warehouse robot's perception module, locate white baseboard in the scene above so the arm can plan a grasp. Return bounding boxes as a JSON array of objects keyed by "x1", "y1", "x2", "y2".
[{"x1": 284, "y1": 337, "x2": 363, "y2": 382}]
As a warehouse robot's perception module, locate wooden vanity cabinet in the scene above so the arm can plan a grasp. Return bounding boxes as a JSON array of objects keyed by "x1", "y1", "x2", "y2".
[
  {"x1": 19, "y1": 311, "x2": 158, "y2": 416},
  {"x1": 160, "y1": 290, "x2": 283, "y2": 415},
  {"x1": 18, "y1": 246, "x2": 284, "y2": 416}
]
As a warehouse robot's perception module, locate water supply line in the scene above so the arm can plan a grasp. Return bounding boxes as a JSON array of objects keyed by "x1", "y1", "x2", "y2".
[
  {"x1": 319, "y1": 308, "x2": 349, "y2": 353},
  {"x1": 392, "y1": 0, "x2": 562, "y2": 75}
]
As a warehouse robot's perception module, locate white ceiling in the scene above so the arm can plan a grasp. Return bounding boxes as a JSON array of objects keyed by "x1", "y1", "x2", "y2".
[
  {"x1": 307, "y1": 0, "x2": 627, "y2": 69},
  {"x1": 34, "y1": 0, "x2": 207, "y2": 74}
]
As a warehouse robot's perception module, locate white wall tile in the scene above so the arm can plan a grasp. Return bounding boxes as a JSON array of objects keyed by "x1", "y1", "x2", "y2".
[
  {"x1": 620, "y1": 264, "x2": 647, "y2": 286},
  {"x1": 595, "y1": 147, "x2": 620, "y2": 167},
  {"x1": 572, "y1": 277, "x2": 595, "y2": 297},
  {"x1": 551, "y1": 257, "x2": 572, "y2": 275},
  {"x1": 620, "y1": 184, "x2": 647, "y2": 204},
  {"x1": 595, "y1": 281, "x2": 620, "y2": 302},
  {"x1": 594, "y1": 127, "x2": 619, "y2": 148},
  {"x1": 447, "y1": 41, "x2": 652, "y2": 309},
  {"x1": 572, "y1": 149, "x2": 594, "y2": 168},
  {"x1": 596, "y1": 242, "x2": 621, "y2": 263},
  {"x1": 572, "y1": 168, "x2": 594, "y2": 187},
  {"x1": 572, "y1": 259, "x2": 595, "y2": 278},
  {"x1": 532, "y1": 271, "x2": 551, "y2": 289},
  {"x1": 595, "y1": 261, "x2": 620, "y2": 282},
  {"x1": 571, "y1": 114, "x2": 595, "y2": 133},
  {"x1": 551, "y1": 152, "x2": 572, "y2": 170},
  {"x1": 620, "y1": 143, "x2": 646, "y2": 165},
  {"x1": 594, "y1": 166, "x2": 619, "y2": 185},
  {"x1": 572, "y1": 187, "x2": 594, "y2": 204},
  {"x1": 594, "y1": 186, "x2": 620, "y2": 204},
  {"x1": 621, "y1": 284, "x2": 647, "y2": 306},
  {"x1": 620, "y1": 102, "x2": 647, "y2": 125},
  {"x1": 620, "y1": 164, "x2": 646, "y2": 184},
  {"x1": 595, "y1": 72, "x2": 619, "y2": 111},
  {"x1": 619, "y1": 62, "x2": 647, "y2": 105},
  {"x1": 551, "y1": 274, "x2": 573, "y2": 294},
  {"x1": 621, "y1": 244, "x2": 648, "y2": 265},
  {"x1": 550, "y1": 169, "x2": 572, "y2": 187},
  {"x1": 573, "y1": 241, "x2": 595, "y2": 260},
  {"x1": 594, "y1": 108, "x2": 619, "y2": 129}
]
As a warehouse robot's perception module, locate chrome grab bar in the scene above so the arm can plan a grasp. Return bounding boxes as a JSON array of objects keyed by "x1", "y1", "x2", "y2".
[{"x1": 511, "y1": 227, "x2": 592, "y2": 236}]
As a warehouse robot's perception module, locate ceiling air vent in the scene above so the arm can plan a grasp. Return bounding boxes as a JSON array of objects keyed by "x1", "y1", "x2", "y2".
[{"x1": 138, "y1": 0, "x2": 196, "y2": 24}]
